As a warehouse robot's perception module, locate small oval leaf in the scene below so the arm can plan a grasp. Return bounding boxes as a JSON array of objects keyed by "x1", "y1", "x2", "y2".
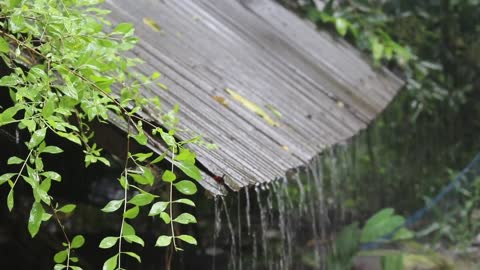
[
  {"x1": 7, "y1": 189, "x2": 14, "y2": 212},
  {"x1": 174, "y1": 180, "x2": 197, "y2": 195},
  {"x1": 173, "y1": 213, "x2": 197, "y2": 225},
  {"x1": 58, "y1": 204, "x2": 76, "y2": 214},
  {"x1": 123, "y1": 234, "x2": 145, "y2": 247},
  {"x1": 177, "y1": 235, "x2": 197, "y2": 245},
  {"x1": 155, "y1": 235, "x2": 172, "y2": 247},
  {"x1": 124, "y1": 206, "x2": 140, "y2": 219},
  {"x1": 71, "y1": 235, "x2": 85, "y2": 249},
  {"x1": 7, "y1": 156, "x2": 23, "y2": 165},
  {"x1": 149, "y1": 201, "x2": 169, "y2": 216},
  {"x1": 101, "y1": 199, "x2": 124, "y2": 213},
  {"x1": 102, "y1": 254, "x2": 118, "y2": 270},
  {"x1": 160, "y1": 212, "x2": 171, "y2": 224},
  {"x1": 128, "y1": 193, "x2": 155, "y2": 206},
  {"x1": 54, "y1": 250, "x2": 68, "y2": 264},
  {"x1": 173, "y1": 198, "x2": 196, "y2": 207},
  {"x1": 176, "y1": 161, "x2": 202, "y2": 181},
  {"x1": 162, "y1": 170, "x2": 176, "y2": 183},
  {"x1": 99, "y1": 236, "x2": 118, "y2": 249},
  {"x1": 124, "y1": 251, "x2": 141, "y2": 263}
]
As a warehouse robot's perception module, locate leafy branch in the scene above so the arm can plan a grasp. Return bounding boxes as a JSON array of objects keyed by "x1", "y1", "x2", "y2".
[{"x1": 0, "y1": 0, "x2": 205, "y2": 269}]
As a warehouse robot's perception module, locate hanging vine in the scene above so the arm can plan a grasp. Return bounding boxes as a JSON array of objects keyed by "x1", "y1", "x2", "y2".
[{"x1": 0, "y1": 0, "x2": 203, "y2": 269}]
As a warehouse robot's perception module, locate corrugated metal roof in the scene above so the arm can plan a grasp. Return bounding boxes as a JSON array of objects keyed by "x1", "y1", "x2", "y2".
[{"x1": 105, "y1": 0, "x2": 403, "y2": 195}]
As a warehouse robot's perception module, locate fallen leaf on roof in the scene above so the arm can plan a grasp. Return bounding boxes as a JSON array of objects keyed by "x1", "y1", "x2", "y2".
[
  {"x1": 212, "y1": 95, "x2": 228, "y2": 107},
  {"x1": 265, "y1": 104, "x2": 283, "y2": 119},
  {"x1": 157, "y1": 82, "x2": 169, "y2": 90},
  {"x1": 143, "y1": 18, "x2": 161, "y2": 32},
  {"x1": 225, "y1": 88, "x2": 280, "y2": 127}
]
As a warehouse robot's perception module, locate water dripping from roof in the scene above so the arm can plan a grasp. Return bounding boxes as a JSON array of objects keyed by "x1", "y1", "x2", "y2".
[
  {"x1": 236, "y1": 193, "x2": 243, "y2": 270},
  {"x1": 255, "y1": 184, "x2": 269, "y2": 267},
  {"x1": 221, "y1": 196, "x2": 237, "y2": 270}
]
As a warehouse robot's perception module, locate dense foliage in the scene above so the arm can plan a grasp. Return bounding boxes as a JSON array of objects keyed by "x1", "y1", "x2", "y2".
[
  {"x1": 282, "y1": 0, "x2": 480, "y2": 250},
  {"x1": 0, "y1": 0, "x2": 203, "y2": 269}
]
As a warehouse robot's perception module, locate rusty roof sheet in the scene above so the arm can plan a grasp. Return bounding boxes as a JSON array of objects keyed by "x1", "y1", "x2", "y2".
[{"x1": 105, "y1": 0, "x2": 403, "y2": 195}]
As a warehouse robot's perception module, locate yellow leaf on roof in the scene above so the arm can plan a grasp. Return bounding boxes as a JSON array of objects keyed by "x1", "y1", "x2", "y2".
[
  {"x1": 143, "y1": 18, "x2": 161, "y2": 32},
  {"x1": 212, "y1": 95, "x2": 229, "y2": 107},
  {"x1": 225, "y1": 88, "x2": 280, "y2": 127}
]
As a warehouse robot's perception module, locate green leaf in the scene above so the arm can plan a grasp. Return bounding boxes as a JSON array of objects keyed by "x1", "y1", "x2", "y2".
[
  {"x1": 361, "y1": 208, "x2": 404, "y2": 243},
  {"x1": 173, "y1": 213, "x2": 197, "y2": 224},
  {"x1": 0, "y1": 74, "x2": 18, "y2": 87},
  {"x1": 6, "y1": 0, "x2": 22, "y2": 8},
  {"x1": 54, "y1": 250, "x2": 68, "y2": 264},
  {"x1": 151, "y1": 152, "x2": 167, "y2": 164},
  {"x1": 335, "y1": 17, "x2": 349, "y2": 36},
  {"x1": 160, "y1": 212, "x2": 171, "y2": 224},
  {"x1": 7, "y1": 189, "x2": 14, "y2": 211},
  {"x1": 113, "y1": 23, "x2": 134, "y2": 35},
  {"x1": 71, "y1": 235, "x2": 85, "y2": 248},
  {"x1": 130, "y1": 173, "x2": 149, "y2": 185},
  {"x1": 58, "y1": 204, "x2": 76, "y2": 214},
  {"x1": 42, "y1": 98, "x2": 56, "y2": 118},
  {"x1": 42, "y1": 213, "x2": 52, "y2": 221},
  {"x1": 393, "y1": 227, "x2": 414, "y2": 241},
  {"x1": 132, "y1": 152, "x2": 153, "y2": 162},
  {"x1": 21, "y1": 119, "x2": 36, "y2": 133},
  {"x1": 0, "y1": 37, "x2": 10, "y2": 53},
  {"x1": 28, "y1": 202, "x2": 45, "y2": 237},
  {"x1": 174, "y1": 180, "x2": 197, "y2": 195},
  {"x1": 42, "y1": 146, "x2": 64, "y2": 154},
  {"x1": 124, "y1": 206, "x2": 140, "y2": 219},
  {"x1": 42, "y1": 171, "x2": 62, "y2": 182},
  {"x1": 173, "y1": 198, "x2": 196, "y2": 207},
  {"x1": 371, "y1": 38, "x2": 384, "y2": 61},
  {"x1": 28, "y1": 128, "x2": 47, "y2": 149},
  {"x1": 175, "y1": 148, "x2": 196, "y2": 163},
  {"x1": 7, "y1": 156, "x2": 24, "y2": 165},
  {"x1": 102, "y1": 254, "x2": 118, "y2": 270},
  {"x1": 0, "y1": 173, "x2": 16, "y2": 186},
  {"x1": 128, "y1": 193, "x2": 156, "y2": 206},
  {"x1": 119, "y1": 176, "x2": 127, "y2": 189},
  {"x1": 130, "y1": 167, "x2": 154, "y2": 185},
  {"x1": 160, "y1": 130, "x2": 176, "y2": 148},
  {"x1": 101, "y1": 199, "x2": 124, "y2": 212},
  {"x1": 54, "y1": 264, "x2": 67, "y2": 270},
  {"x1": 162, "y1": 170, "x2": 176, "y2": 183},
  {"x1": 122, "y1": 222, "x2": 136, "y2": 236},
  {"x1": 176, "y1": 161, "x2": 202, "y2": 181},
  {"x1": 148, "y1": 201, "x2": 169, "y2": 216},
  {"x1": 177, "y1": 235, "x2": 197, "y2": 245},
  {"x1": 57, "y1": 132, "x2": 82, "y2": 145},
  {"x1": 99, "y1": 236, "x2": 118, "y2": 249},
  {"x1": 155, "y1": 235, "x2": 172, "y2": 247},
  {"x1": 133, "y1": 132, "x2": 148, "y2": 146},
  {"x1": 143, "y1": 167, "x2": 155, "y2": 185},
  {"x1": 123, "y1": 234, "x2": 145, "y2": 247},
  {"x1": 124, "y1": 251, "x2": 141, "y2": 263},
  {"x1": 151, "y1": 71, "x2": 161, "y2": 80}
]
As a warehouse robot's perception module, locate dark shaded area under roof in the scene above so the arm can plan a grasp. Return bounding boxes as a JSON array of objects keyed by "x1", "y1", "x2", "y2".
[{"x1": 104, "y1": 0, "x2": 403, "y2": 195}]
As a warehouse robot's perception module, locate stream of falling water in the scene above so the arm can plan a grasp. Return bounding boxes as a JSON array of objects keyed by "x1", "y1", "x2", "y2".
[
  {"x1": 255, "y1": 185, "x2": 268, "y2": 268},
  {"x1": 209, "y1": 145, "x2": 353, "y2": 270},
  {"x1": 221, "y1": 197, "x2": 237, "y2": 270},
  {"x1": 212, "y1": 196, "x2": 221, "y2": 270},
  {"x1": 237, "y1": 194, "x2": 243, "y2": 270}
]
